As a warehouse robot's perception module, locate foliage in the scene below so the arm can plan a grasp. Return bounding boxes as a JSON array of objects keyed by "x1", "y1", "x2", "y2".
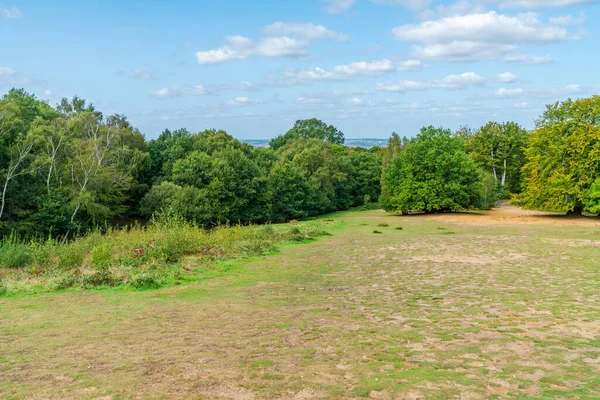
[
  {"x1": 519, "y1": 95, "x2": 600, "y2": 214},
  {"x1": 464, "y1": 121, "x2": 529, "y2": 195},
  {"x1": 0, "y1": 90, "x2": 150, "y2": 240},
  {"x1": 382, "y1": 126, "x2": 482, "y2": 213},
  {"x1": 0, "y1": 216, "x2": 333, "y2": 295},
  {"x1": 0, "y1": 238, "x2": 31, "y2": 268},
  {"x1": 583, "y1": 178, "x2": 600, "y2": 215},
  {"x1": 269, "y1": 118, "x2": 344, "y2": 150}
]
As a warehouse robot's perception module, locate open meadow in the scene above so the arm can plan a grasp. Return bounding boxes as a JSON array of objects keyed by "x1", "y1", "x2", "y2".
[{"x1": 2, "y1": 206, "x2": 600, "y2": 399}]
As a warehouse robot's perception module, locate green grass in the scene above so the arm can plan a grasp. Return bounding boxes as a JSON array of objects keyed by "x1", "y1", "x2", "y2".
[
  {"x1": 0, "y1": 216, "x2": 334, "y2": 296},
  {"x1": 2, "y1": 208, "x2": 600, "y2": 399}
]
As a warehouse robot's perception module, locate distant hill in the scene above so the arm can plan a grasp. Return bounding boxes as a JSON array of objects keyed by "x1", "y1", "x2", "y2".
[{"x1": 241, "y1": 138, "x2": 388, "y2": 149}]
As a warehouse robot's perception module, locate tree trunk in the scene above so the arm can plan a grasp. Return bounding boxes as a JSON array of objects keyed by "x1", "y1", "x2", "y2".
[
  {"x1": 501, "y1": 159, "x2": 507, "y2": 187},
  {"x1": 0, "y1": 176, "x2": 9, "y2": 220}
]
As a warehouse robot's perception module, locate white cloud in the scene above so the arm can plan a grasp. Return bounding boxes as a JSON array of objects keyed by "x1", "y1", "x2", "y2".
[
  {"x1": 504, "y1": 54, "x2": 553, "y2": 63},
  {"x1": 398, "y1": 59, "x2": 425, "y2": 71},
  {"x1": 377, "y1": 72, "x2": 485, "y2": 92},
  {"x1": 227, "y1": 97, "x2": 263, "y2": 106},
  {"x1": 370, "y1": 0, "x2": 433, "y2": 11},
  {"x1": 297, "y1": 97, "x2": 326, "y2": 104},
  {"x1": 393, "y1": 11, "x2": 573, "y2": 63},
  {"x1": 333, "y1": 59, "x2": 396, "y2": 75},
  {"x1": 133, "y1": 69, "x2": 159, "y2": 80},
  {"x1": 43, "y1": 90, "x2": 52, "y2": 97},
  {"x1": 492, "y1": 0, "x2": 600, "y2": 8},
  {"x1": 281, "y1": 59, "x2": 400, "y2": 84},
  {"x1": 196, "y1": 35, "x2": 308, "y2": 65},
  {"x1": 323, "y1": 0, "x2": 355, "y2": 14},
  {"x1": 496, "y1": 87, "x2": 524, "y2": 97},
  {"x1": 412, "y1": 41, "x2": 517, "y2": 62},
  {"x1": 262, "y1": 22, "x2": 348, "y2": 41},
  {"x1": 150, "y1": 87, "x2": 182, "y2": 99},
  {"x1": 393, "y1": 12, "x2": 567, "y2": 44},
  {"x1": 420, "y1": 0, "x2": 485, "y2": 19},
  {"x1": 549, "y1": 13, "x2": 586, "y2": 26},
  {"x1": 0, "y1": 67, "x2": 16, "y2": 76},
  {"x1": 150, "y1": 85, "x2": 209, "y2": 99},
  {"x1": 495, "y1": 72, "x2": 518, "y2": 83},
  {"x1": 1, "y1": 6, "x2": 22, "y2": 19}
]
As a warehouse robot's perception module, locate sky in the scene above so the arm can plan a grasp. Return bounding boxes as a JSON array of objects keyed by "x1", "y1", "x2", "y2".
[{"x1": 1, "y1": 0, "x2": 599, "y2": 140}]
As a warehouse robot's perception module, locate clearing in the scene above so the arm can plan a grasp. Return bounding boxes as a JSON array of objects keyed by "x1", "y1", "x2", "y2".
[{"x1": 2, "y1": 206, "x2": 600, "y2": 399}]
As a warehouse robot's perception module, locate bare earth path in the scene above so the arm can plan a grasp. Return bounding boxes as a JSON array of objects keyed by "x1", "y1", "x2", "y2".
[{"x1": 2, "y1": 207, "x2": 600, "y2": 399}]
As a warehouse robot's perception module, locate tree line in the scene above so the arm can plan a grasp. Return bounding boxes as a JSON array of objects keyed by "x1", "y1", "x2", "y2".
[{"x1": 1, "y1": 88, "x2": 599, "y2": 240}]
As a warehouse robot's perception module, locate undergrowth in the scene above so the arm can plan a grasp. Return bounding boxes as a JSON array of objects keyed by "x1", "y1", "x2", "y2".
[{"x1": 0, "y1": 216, "x2": 332, "y2": 296}]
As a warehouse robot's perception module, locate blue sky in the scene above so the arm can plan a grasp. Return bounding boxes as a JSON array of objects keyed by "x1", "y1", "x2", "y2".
[{"x1": 1, "y1": 0, "x2": 599, "y2": 140}]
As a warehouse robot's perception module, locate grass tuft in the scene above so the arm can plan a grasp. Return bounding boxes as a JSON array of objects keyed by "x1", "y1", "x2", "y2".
[{"x1": 0, "y1": 216, "x2": 332, "y2": 296}]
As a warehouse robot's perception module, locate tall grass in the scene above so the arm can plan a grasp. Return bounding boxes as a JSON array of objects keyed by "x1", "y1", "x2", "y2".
[{"x1": 0, "y1": 216, "x2": 331, "y2": 296}]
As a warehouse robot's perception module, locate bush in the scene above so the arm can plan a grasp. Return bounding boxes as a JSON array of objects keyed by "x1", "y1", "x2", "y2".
[
  {"x1": 0, "y1": 240, "x2": 31, "y2": 268},
  {"x1": 0, "y1": 216, "x2": 332, "y2": 295}
]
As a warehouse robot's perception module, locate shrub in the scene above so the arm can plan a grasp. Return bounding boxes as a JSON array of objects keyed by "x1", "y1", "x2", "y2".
[{"x1": 0, "y1": 240, "x2": 31, "y2": 268}]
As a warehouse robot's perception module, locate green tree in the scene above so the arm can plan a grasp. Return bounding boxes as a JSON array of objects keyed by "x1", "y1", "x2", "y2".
[
  {"x1": 379, "y1": 132, "x2": 410, "y2": 210},
  {"x1": 383, "y1": 126, "x2": 482, "y2": 214},
  {"x1": 466, "y1": 121, "x2": 529, "y2": 195},
  {"x1": 270, "y1": 118, "x2": 344, "y2": 150},
  {"x1": 519, "y1": 95, "x2": 600, "y2": 215}
]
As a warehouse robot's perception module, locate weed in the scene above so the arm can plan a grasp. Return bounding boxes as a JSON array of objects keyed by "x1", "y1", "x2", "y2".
[
  {"x1": 0, "y1": 240, "x2": 31, "y2": 268},
  {"x1": 396, "y1": 226, "x2": 403, "y2": 230},
  {"x1": 0, "y1": 217, "x2": 332, "y2": 295},
  {"x1": 378, "y1": 223, "x2": 389, "y2": 227},
  {"x1": 373, "y1": 230, "x2": 383, "y2": 234}
]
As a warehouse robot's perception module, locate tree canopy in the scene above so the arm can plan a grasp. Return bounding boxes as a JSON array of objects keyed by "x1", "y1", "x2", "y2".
[
  {"x1": 519, "y1": 95, "x2": 600, "y2": 215},
  {"x1": 382, "y1": 126, "x2": 482, "y2": 214},
  {"x1": 269, "y1": 118, "x2": 345, "y2": 150}
]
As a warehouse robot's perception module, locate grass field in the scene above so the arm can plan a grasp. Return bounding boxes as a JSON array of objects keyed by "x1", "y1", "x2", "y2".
[{"x1": 2, "y1": 207, "x2": 600, "y2": 399}]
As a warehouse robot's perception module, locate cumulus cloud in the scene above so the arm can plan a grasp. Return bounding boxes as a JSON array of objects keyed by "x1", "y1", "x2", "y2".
[
  {"x1": 323, "y1": 0, "x2": 356, "y2": 14},
  {"x1": 197, "y1": 22, "x2": 346, "y2": 65},
  {"x1": 376, "y1": 72, "x2": 485, "y2": 92},
  {"x1": 150, "y1": 85, "x2": 209, "y2": 99},
  {"x1": 412, "y1": 41, "x2": 517, "y2": 62},
  {"x1": 279, "y1": 59, "x2": 421, "y2": 84},
  {"x1": 495, "y1": 72, "x2": 519, "y2": 83},
  {"x1": 420, "y1": 0, "x2": 485, "y2": 19},
  {"x1": 393, "y1": 11, "x2": 572, "y2": 62},
  {"x1": 393, "y1": 12, "x2": 567, "y2": 44},
  {"x1": 262, "y1": 22, "x2": 348, "y2": 41},
  {"x1": 196, "y1": 35, "x2": 309, "y2": 65},
  {"x1": 398, "y1": 59, "x2": 425, "y2": 71},
  {"x1": 496, "y1": 87, "x2": 524, "y2": 97},
  {"x1": 370, "y1": 0, "x2": 433, "y2": 11},
  {"x1": 227, "y1": 97, "x2": 263, "y2": 106},
  {"x1": 504, "y1": 54, "x2": 553, "y2": 63},
  {"x1": 492, "y1": 0, "x2": 600, "y2": 8},
  {"x1": 1, "y1": 6, "x2": 22, "y2": 19},
  {"x1": 549, "y1": 13, "x2": 586, "y2": 26},
  {"x1": 0, "y1": 67, "x2": 16, "y2": 76}
]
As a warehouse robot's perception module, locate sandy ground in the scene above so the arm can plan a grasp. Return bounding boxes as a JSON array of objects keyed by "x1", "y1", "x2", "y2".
[{"x1": 419, "y1": 205, "x2": 600, "y2": 227}]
